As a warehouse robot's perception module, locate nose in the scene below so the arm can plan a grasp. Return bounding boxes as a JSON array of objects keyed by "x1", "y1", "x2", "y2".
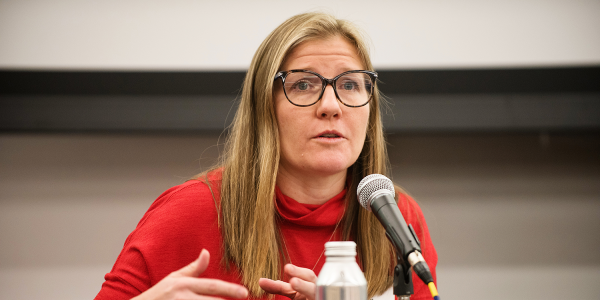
[{"x1": 316, "y1": 84, "x2": 342, "y2": 118}]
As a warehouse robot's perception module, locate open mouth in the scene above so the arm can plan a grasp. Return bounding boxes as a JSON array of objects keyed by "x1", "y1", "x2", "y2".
[{"x1": 320, "y1": 133, "x2": 340, "y2": 138}]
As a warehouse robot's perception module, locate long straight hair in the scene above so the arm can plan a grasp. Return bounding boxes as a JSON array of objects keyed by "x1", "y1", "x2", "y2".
[{"x1": 208, "y1": 13, "x2": 394, "y2": 298}]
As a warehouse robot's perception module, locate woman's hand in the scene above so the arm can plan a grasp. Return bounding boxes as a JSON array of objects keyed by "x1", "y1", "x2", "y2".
[
  {"x1": 258, "y1": 264, "x2": 317, "y2": 300},
  {"x1": 132, "y1": 249, "x2": 248, "y2": 300}
]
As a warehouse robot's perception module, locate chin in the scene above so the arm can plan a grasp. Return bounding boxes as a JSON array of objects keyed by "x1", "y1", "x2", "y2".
[{"x1": 309, "y1": 157, "x2": 354, "y2": 176}]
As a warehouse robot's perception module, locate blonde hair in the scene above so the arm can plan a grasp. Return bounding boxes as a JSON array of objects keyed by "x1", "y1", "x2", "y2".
[{"x1": 204, "y1": 12, "x2": 394, "y2": 298}]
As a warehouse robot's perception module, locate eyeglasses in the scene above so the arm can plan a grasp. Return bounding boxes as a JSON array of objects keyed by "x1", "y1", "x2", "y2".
[{"x1": 274, "y1": 70, "x2": 378, "y2": 107}]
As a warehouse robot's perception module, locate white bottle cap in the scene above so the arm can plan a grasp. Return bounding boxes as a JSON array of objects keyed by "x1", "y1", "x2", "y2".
[{"x1": 324, "y1": 241, "x2": 357, "y2": 257}]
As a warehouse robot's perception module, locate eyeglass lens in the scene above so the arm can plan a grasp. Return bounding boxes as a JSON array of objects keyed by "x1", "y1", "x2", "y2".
[{"x1": 283, "y1": 72, "x2": 373, "y2": 106}]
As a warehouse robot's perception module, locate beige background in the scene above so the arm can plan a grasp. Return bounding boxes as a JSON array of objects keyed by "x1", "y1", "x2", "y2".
[{"x1": 1, "y1": 133, "x2": 598, "y2": 299}]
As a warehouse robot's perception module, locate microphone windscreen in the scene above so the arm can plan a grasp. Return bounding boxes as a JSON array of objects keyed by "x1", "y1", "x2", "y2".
[{"x1": 356, "y1": 174, "x2": 395, "y2": 210}]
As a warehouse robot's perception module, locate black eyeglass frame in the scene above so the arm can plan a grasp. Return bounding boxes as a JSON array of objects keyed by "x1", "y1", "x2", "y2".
[{"x1": 274, "y1": 69, "x2": 378, "y2": 107}]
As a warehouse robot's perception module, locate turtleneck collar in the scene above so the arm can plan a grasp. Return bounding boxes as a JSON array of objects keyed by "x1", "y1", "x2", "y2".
[{"x1": 275, "y1": 186, "x2": 347, "y2": 227}]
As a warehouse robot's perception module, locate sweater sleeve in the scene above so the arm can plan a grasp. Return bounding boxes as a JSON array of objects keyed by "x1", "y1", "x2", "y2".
[
  {"x1": 94, "y1": 179, "x2": 224, "y2": 300},
  {"x1": 94, "y1": 246, "x2": 150, "y2": 300},
  {"x1": 397, "y1": 192, "x2": 438, "y2": 300}
]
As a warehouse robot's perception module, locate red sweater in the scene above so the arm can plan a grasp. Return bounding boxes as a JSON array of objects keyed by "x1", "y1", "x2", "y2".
[{"x1": 95, "y1": 171, "x2": 437, "y2": 300}]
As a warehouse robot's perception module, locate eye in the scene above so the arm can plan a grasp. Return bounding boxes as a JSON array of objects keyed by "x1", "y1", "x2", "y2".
[
  {"x1": 283, "y1": 72, "x2": 321, "y2": 95},
  {"x1": 288, "y1": 78, "x2": 319, "y2": 92},
  {"x1": 297, "y1": 82, "x2": 310, "y2": 91},
  {"x1": 339, "y1": 80, "x2": 360, "y2": 92},
  {"x1": 343, "y1": 81, "x2": 356, "y2": 91}
]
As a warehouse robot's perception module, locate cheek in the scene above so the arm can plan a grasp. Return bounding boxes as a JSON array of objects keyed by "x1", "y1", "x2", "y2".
[
  {"x1": 351, "y1": 110, "x2": 370, "y2": 158},
  {"x1": 276, "y1": 105, "x2": 296, "y2": 136},
  {"x1": 354, "y1": 107, "x2": 370, "y2": 141},
  {"x1": 274, "y1": 92, "x2": 291, "y2": 134},
  {"x1": 275, "y1": 101, "x2": 303, "y2": 158}
]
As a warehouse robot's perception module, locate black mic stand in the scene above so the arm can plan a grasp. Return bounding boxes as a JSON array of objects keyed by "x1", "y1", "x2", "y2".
[{"x1": 393, "y1": 255, "x2": 413, "y2": 300}]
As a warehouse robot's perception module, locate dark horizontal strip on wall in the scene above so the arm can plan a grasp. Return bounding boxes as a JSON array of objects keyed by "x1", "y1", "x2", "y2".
[
  {"x1": 2, "y1": 66, "x2": 599, "y2": 132},
  {"x1": 2, "y1": 93, "x2": 599, "y2": 132},
  {"x1": 0, "y1": 71, "x2": 247, "y2": 96},
  {"x1": 1, "y1": 66, "x2": 599, "y2": 95},
  {"x1": 378, "y1": 66, "x2": 600, "y2": 94}
]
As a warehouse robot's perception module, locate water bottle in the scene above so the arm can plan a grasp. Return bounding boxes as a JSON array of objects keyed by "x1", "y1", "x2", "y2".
[{"x1": 316, "y1": 241, "x2": 367, "y2": 300}]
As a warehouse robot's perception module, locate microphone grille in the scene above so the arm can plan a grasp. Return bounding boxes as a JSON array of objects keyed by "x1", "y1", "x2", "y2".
[{"x1": 356, "y1": 174, "x2": 395, "y2": 210}]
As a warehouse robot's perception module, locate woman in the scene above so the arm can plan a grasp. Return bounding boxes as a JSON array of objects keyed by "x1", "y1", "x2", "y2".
[{"x1": 95, "y1": 12, "x2": 437, "y2": 300}]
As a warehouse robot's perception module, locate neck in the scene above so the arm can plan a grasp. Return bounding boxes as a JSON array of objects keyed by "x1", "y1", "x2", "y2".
[{"x1": 276, "y1": 166, "x2": 347, "y2": 205}]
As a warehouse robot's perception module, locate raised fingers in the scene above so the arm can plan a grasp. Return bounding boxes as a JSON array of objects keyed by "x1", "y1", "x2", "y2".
[
  {"x1": 174, "y1": 249, "x2": 211, "y2": 278},
  {"x1": 284, "y1": 264, "x2": 317, "y2": 283},
  {"x1": 289, "y1": 277, "x2": 316, "y2": 300},
  {"x1": 258, "y1": 278, "x2": 296, "y2": 298},
  {"x1": 195, "y1": 249, "x2": 211, "y2": 275},
  {"x1": 186, "y1": 277, "x2": 248, "y2": 299}
]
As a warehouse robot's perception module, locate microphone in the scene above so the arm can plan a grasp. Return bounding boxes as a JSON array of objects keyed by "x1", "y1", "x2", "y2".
[{"x1": 357, "y1": 174, "x2": 434, "y2": 286}]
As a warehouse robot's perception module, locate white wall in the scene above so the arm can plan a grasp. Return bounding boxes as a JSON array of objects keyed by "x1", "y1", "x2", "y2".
[{"x1": 1, "y1": 0, "x2": 599, "y2": 70}]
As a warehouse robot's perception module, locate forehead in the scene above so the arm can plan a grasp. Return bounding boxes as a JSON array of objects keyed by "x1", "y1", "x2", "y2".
[{"x1": 281, "y1": 36, "x2": 363, "y2": 71}]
